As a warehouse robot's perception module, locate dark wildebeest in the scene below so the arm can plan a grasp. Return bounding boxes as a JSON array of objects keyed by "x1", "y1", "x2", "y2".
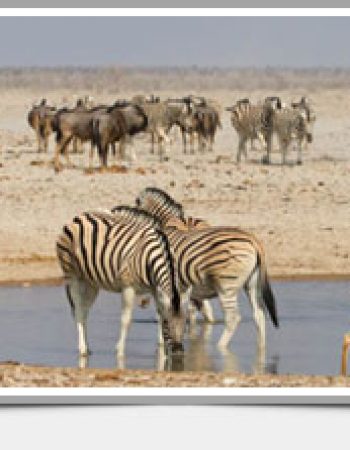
[
  {"x1": 92, "y1": 101, "x2": 148, "y2": 167},
  {"x1": 52, "y1": 104, "x2": 110, "y2": 172},
  {"x1": 27, "y1": 99, "x2": 56, "y2": 153}
]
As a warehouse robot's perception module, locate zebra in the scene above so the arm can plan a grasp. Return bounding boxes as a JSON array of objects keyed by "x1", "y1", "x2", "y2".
[
  {"x1": 56, "y1": 208, "x2": 186, "y2": 358},
  {"x1": 226, "y1": 98, "x2": 267, "y2": 163},
  {"x1": 111, "y1": 204, "x2": 215, "y2": 328},
  {"x1": 263, "y1": 96, "x2": 314, "y2": 165},
  {"x1": 135, "y1": 187, "x2": 279, "y2": 350},
  {"x1": 291, "y1": 96, "x2": 316, "y2": 152}
]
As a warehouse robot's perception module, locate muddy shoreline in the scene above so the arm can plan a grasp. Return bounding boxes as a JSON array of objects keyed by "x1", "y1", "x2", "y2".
[{"x1": 0, "y1": 362, "x2": 348, "y2": 387}]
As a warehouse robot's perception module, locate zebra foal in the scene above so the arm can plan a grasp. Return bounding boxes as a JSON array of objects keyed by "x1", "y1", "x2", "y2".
[
  {"x1": 135, "y1": 187, "x2": 279, "y2": 350},
  {"x1": 56, "y1": 208, "x2": 185, "y2": 357}
]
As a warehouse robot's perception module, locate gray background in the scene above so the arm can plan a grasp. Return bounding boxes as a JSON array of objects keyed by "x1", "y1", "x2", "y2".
[{"x1": 0, "y1": 17, "x2": 350, "y2": 68}]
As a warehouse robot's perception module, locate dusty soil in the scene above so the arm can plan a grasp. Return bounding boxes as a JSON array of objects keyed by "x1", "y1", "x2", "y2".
[
  {"x1": 0, "y1": 362, "x2": 349, "y2": 387},
  {"x1": 0, "y1": 87, "x2": 350, "y2": 284}
]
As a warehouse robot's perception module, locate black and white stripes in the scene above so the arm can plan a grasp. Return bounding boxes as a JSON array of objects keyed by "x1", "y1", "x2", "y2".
[
  {"x1": 56, "y1": 208, "x2": 184, "y2": 357},
  {"x1": 135, "y1": 187, "x2": 278, "y2": 350}
]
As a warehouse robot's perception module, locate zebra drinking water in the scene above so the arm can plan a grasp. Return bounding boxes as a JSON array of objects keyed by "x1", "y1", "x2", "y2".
[{"x1": 56, "y1": 208, "x2": 185, "y2": 358}]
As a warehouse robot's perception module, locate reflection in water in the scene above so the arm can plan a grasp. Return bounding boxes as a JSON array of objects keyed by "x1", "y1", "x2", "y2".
[
  {"x1": 185, "y1": 324, "x2": 216, "y2": 372},
  {"x1": 78, "y1": 355, "x2": 89, "y2": 369},
  {"x1": 265, "y1": 355, "x2": 279, "y2": 375},
  {"x1": 79, "y1": 324, "x2": 273, "y2": 374}
]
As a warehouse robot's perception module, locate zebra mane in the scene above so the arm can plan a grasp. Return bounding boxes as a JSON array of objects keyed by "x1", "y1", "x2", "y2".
[
  {"x1": 138, "y1": 187, "x2": 184, "y2": 219},
  {"x1": 111, "y1": 205, "x2": 162, "y2": 228}
]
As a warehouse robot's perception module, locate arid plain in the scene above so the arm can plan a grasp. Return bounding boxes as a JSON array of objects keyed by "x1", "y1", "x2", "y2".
[{"x1": 0, "y1": 69, "x2": 349, "y2": 386}]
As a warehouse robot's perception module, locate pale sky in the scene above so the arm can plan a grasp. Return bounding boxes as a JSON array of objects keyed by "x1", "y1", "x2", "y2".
[{"x1": 1, "y1": 17, "x2": 350, "y2": 68}]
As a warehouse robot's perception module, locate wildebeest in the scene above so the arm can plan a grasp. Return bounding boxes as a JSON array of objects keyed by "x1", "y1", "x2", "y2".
[
  {"x1": 92, "y1": 101, "x2": 148, "y2": 167},
  {"x1": 52, "y1": 104, "x2": 111, "y2": 172},
  {"x1": 27, "y1": 99, "x2": 57, "y2": 153}
]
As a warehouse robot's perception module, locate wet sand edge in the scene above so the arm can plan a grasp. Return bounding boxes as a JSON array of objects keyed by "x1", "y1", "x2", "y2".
[{"x1": 0, "y1": 362, "x2": 349, "y2": 387}]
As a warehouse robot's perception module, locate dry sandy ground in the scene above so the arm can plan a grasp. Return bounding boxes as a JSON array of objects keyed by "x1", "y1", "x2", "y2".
[
  {"x1": 0, "y1": 362, "x2": 350, "y2": 387},
  {"x1": 0, "y1": 87, "x2": 349, "y2": 284}
]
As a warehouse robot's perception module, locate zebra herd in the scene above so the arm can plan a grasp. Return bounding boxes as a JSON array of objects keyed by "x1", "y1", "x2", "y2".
[
  {"x1": 28, "y1": 94, "x2": 315, "y2": 171},
  {"x1": 56, "y1": 187, "x2": 278, "y2": 363},
  {"x1": 226, "y1": 95, "x2": 316, "y2": 165}
]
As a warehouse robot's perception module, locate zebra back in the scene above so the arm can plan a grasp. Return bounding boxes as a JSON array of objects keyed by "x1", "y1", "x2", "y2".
[{"x1": 228, "y1": 100, "x2": 265, "y2": 139}]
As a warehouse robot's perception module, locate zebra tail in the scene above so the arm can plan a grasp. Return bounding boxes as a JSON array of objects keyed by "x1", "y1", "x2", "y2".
[{"x1": 258, "y1": 253, "x2": 279, "y2": 328}]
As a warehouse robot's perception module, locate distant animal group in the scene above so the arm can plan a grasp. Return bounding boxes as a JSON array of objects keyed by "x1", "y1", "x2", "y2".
[
  {"x1": 28, "y1": 94, "x2": 315, "y2": 172},
  {"x1": 56, "y1": 187, "x2": 278, "y2": 361}
]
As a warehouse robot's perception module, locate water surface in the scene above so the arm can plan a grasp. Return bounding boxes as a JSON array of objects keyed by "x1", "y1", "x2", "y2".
[{"x1": 0, "y1": 280, "x2": 349, "y2": 375}]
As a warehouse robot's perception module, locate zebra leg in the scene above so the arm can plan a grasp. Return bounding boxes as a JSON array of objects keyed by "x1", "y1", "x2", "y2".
[
  {"x1": 296, "y1": 139, "x2": 303, "y2": 165},
  {"x1": 237, "y1": 136, "x2": 247, "y2": 163},
  {"x1": 36, "y1": 129, "x2": 42, "y2": 153},
  {"x1": 245, "y1": 267, "x2": 266, "y2": 349},
  {"x1": 116, "y1": 286, "x2": 135, "y2": 356},
  {"x1": 182, "y1": 130, "x2": 187, "y2": 154},
  {"x1": 262, "y1": 134, "x2": 272, "y2": 165},
  {"x1": 67, "y1": 278, "x2": 98, "y2": 356},
  {"x1": 190, "y1": 132, "x2": 195, "y2": 154},
  {"x1": 281, "y1": 141, "x2": 288, "y2": 165},
  {"x1": 217, "y1": 291, "x2": 241, "y2": 349},
  {"x1": 188, "y1": 300, "x2": 198, "y2": 339},
  {"x1": 200, "y1": 299, "x2": 215, "y2": 323},
  {"x1": 156, "y1": 310, "x2": 165, "y2": 346},
  {"x1": 44, "y1": 133, "x2": 49, "y2": 153},
  {"x1": 150, "y1": 132, "x2": 155, "y2": 154}
]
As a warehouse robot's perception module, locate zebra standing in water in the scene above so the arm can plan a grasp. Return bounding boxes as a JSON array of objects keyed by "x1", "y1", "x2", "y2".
[
  {"x1": 111, "y1": 205, "x2": 215, "y2": 328},
  {"x1": 56, "y1": 208, "x2": 185, "y2": 358},
  {"x1": 135, "y1": 187, "x2": 279, "y2": 350}
]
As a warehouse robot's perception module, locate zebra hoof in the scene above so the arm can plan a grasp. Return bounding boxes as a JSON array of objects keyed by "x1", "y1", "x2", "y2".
[
  {"x1": 79, "y1": 348, "x2": 91, "y2": 357},
  {"x1": 261, "y1": 156, "x2": 270, "y2": 165},
  {"x1": 297, "y1": 160, "x2": 302, "y2": 165}
]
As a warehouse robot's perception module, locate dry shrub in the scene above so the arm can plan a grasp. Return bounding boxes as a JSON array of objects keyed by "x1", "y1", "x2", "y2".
[{"x1": 2, "y1": 67, "x2": 350, "y2": 92}]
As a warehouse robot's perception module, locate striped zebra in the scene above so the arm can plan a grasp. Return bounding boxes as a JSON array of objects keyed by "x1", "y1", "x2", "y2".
[
  {"x1": 264, "y1": 96, "x2": 314, "y2": 165},
  {"x1": 135, "y1": 187, "x2": 279, "y2": 350},
  {"x1": 226, "y1": 98, "x2": 267, "y2": 163},
  {"x1": 56, "y1": 208, "x2": 185, "y2": 358},
  {"x1": 112, "y1": 205, "x2": 215, "y2": 329}
]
